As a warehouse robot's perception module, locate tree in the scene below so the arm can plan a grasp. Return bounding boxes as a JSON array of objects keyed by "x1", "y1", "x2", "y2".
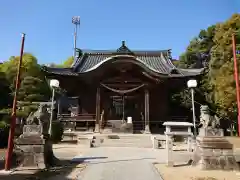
[
  {"x1": 18, "y1": 76, "x2": 50, "y2": 102},
  {"x1": 62, "y1": 56, "x2": 74, "y2": 67},
  {"x1": 178, "y1": 25, "x2": 216, "y2": 68},
  {"x1": 208, "y1": 14, "x2": 240, "y2": 118},
  {"x1": 0, "y1": 53, "x2": 51, "y2": 117},
  {"x1": 173, "y1": 14, "x2": 240, "y2": 135},
  {"x1": 172, "y1": 24, "x2": 216, "y2": 117},
  {"x1": 0, "y1": 72, "x2": 11, "y2": 109}
]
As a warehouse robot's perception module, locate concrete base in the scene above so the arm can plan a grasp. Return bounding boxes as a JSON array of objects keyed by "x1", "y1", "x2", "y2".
[
  {"x1": 144, "y1": 125, "x2": 151, "y2": 134},
  {"x1": 94, "y1": 124, "x2": 100, "y2": 133},
  {"x1": 0, "y1": 170, "x2": 13, "y2": 175},
  {"x1": 15, "y1": 133, "x2": 59, "y2": 169}
]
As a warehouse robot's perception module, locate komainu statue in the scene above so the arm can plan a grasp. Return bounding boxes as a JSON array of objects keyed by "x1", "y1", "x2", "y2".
[
  {"x1": 26, "y1": 104, "x2": 50, "y2": 135},
  {"x1": 199, "y1": 105, "x2": 220, "y2": 129},
  {"x1": 15, "y1": 103, "x2": 58, "y2": 169},
  {"x1": 191, "y1": 105, "x2": 238, "y2": 171}
]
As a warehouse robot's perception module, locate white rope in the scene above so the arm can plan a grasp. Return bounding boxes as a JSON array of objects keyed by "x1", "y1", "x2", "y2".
[{"x1": 100, "y1": 83, "x2": 145, "y2": 94}]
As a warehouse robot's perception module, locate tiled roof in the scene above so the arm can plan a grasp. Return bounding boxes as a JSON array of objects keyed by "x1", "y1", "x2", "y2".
[
  {"x1": 41, "y1": 66, "x2": 78, "y2": 76},
  {"x1": 72, "y1": 41, "x2": 176, "y2": 75},
  {"x1": 42, "y1": 41, "x2": 204, "y2": 77},
  {"x1": 73, "y1": 53, "x2": 175, "y2": 75}
]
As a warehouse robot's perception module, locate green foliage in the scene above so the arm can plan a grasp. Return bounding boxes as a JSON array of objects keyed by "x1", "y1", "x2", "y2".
[
  {"x1": 47, "y1": 56, "x2": 74, "y2": 68},
  {"x1": 51, "y1": 121, "x2": 64, "y2": 143},
  {"x1": 0, "y1": 120, "x2": 9, "y2": 128},
  {"x1": 56, "y1": 56, "x2": 74, "y2": 68},
  {"x1": 208, "y1": 14, "x2": 240, "y2": 117},
  {"x1": 0, "y1": 121, "x2": 9, "y2": 148},
  {"x1": 0, "y1": 108, "x2": 29, "y2": 118},
  {"x1": 171, "y1": 89, "x2": 192, "y2": 108},
  {"x1": 0, "y1": 72, "x2": 11, "y2": 109},
  {"x1": 0, "y1": 53, "x2": 51, "y2": 118},
  {"x1": 18, "y1": 76, "x2": 50, "y2": 102},
  {"x1": 177, "y1": 14, "x2": 240, "y2": 129},
  {"x1": 62, "y1": 56, "x2": 74, "y2": 67},
  {"x1": 178, "y1": 25, "x2": 216, "y2": 69}
]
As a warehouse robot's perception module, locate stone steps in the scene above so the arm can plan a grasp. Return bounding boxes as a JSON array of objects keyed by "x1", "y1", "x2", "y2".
[
  {"x1": 94, "y1": 135, "x2": 153, "y2": 148},
  {"x1": 100, "y1": 143, "x2": 152, "y2": 148}
]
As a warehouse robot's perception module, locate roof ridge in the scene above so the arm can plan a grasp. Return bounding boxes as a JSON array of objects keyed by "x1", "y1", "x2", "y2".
[{"x1": 80, "y1": 49, "x2": 171, "y2": 53}]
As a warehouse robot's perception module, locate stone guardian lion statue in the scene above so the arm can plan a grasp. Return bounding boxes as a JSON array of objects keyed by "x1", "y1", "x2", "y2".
[{"x1": 199, "y1": 105, "x2": 220, "y2": 129}]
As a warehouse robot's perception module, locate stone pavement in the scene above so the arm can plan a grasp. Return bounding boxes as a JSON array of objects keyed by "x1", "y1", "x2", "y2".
[{"x1": 73, "y1": 147, "x2": 192, "y2": 180}]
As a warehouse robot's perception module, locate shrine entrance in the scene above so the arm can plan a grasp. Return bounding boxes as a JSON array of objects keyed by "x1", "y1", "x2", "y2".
[
  {"x1": 98, "y1": 75, "x2": 151, "y2": 133},
  {"x1": 100, "y1": 85, "x2": 145, "y2": 133},
  {"x1": 91, "y1": 59, "x2": 154, "y2": 134}
]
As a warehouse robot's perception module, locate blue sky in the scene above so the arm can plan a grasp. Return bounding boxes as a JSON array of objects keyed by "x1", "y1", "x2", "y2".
[{"x1": 0, "y1": 0, "x2": 239, "y2": 64}]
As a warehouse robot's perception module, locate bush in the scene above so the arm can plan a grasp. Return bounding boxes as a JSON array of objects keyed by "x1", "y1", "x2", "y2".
[
  {"x1": 0, "y1": 121, "x2": 9, "y2": 148},
  {"x1": 51, "y1": 121, "x2": 64, "y2": 143}
]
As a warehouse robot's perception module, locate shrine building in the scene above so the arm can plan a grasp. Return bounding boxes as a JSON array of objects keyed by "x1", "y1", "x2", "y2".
[{"x1": 42, "y1": 41, "x2": 204, "y2": 134}]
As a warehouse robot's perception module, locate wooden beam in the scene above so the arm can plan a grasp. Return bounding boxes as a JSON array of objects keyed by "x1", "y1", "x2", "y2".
[
  {"x1": 102, "y1": 83, "x2": 142, "y2": 88},
  {"x1": 144, "y1": 88, "x2": 150, "y2": 133},
  {"x1": 95, "y1": 87, "x2": 101, "y2": 133}
]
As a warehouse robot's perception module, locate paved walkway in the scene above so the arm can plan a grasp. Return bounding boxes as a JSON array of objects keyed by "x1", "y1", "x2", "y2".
[{"x1": 72, "y1": 147, "x2": 191, "y2": 180}]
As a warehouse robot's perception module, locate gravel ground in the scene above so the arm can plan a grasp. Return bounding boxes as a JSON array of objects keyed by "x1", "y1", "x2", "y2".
[
  {"x1": 155, "y1": 163, "x2": 240, "y2": 180},
  {"x1": 0, "y1": 144, "x2": 86, "y2": 180}
]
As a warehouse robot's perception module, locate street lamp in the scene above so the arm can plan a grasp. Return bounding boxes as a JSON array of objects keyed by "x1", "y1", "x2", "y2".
[
  {"x1": 187, "y1": 79, "x2": 197, "y2": 137},
  {"x1": 49, "y1": 79, "x2": 60, "y2": 136}
]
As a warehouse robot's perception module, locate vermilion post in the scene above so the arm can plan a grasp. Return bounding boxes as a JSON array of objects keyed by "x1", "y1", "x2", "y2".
[
  {"x1": 5, "y1": 33, "x2": 25, "y2": 170},
  {"x1": 232, "y1": 33, "x2": 240, "y2": 137}
]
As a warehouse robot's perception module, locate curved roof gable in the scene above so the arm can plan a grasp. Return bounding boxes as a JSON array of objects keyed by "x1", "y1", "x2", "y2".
[
  {"x1": 42, "y1": 41, "x2": 204, "y2": 78},
  {"x1": 72, "y1": 41, "x2": 176, "y2": 75}
]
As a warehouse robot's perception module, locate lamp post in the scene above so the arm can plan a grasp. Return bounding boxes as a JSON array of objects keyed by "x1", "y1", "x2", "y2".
[
  {"x1": 187, "y1": 79, "x2": 198, "y2": 138},
  {"x1": 72, "y1": 16, "x2": 80, "y2": 58},
  {"x1": 49, "y1": 79, "x2": 60, "y2": 136}
]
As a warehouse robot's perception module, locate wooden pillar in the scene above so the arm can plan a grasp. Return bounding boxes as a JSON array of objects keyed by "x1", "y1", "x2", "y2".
[
  {"x1": 95, "y1": 87, "x2": 101, "y2": 133},
  {"x1": 144, "y1": 88, "x2": 150, "y2": 133}
]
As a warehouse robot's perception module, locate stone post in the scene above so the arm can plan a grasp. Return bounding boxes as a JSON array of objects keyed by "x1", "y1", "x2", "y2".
[
  {"x1": 187, "y1": 135, "x2": 192, "y2": 152},
  {"x1": 166, "y1": 134, "x2": 173, "y2": 167},
  {"x1": 187, "y1": 127, "x2": 192, "y2": 152}
]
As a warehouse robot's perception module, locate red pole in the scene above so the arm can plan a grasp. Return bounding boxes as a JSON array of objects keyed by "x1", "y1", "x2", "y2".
[
  {"x1": 232, "y1": 33, "x2": 240, "y2": 137},
  {"x1": 5, "y1": 33, "x2": 25, "y2": 170}
]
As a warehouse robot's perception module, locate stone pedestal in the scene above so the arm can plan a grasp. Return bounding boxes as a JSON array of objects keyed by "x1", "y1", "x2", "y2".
[
  {"x1": 14, "y1": 125, "x2": 58, "y2": 169},
  {"x1": 191, "y1": 128, "x2": 239, "y2": 170},
  {"x1": 144, "y1": 125, "x2": 151, "y2": 134}
]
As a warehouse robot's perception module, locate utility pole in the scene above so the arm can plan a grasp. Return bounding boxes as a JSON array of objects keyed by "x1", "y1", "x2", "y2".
[
  {"x1": 5, "y1": 33, "x2": 25, "y2": 170},
  {"x1": 232, "y1": 33, "x2": 240, "y2": 137},
  {"x1": 72, "y1": 16, "x2": 80, "y2": 58}
]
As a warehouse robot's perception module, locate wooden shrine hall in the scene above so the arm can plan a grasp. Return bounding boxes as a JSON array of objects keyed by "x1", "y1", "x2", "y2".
[{"x1": 42, "y1": 41, "x2": 204, "y2": 134}]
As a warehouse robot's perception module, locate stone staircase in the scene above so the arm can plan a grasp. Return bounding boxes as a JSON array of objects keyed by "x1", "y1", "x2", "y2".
[{"x1": 93, "y1": 134, "x2": 153, "y2": 148}]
